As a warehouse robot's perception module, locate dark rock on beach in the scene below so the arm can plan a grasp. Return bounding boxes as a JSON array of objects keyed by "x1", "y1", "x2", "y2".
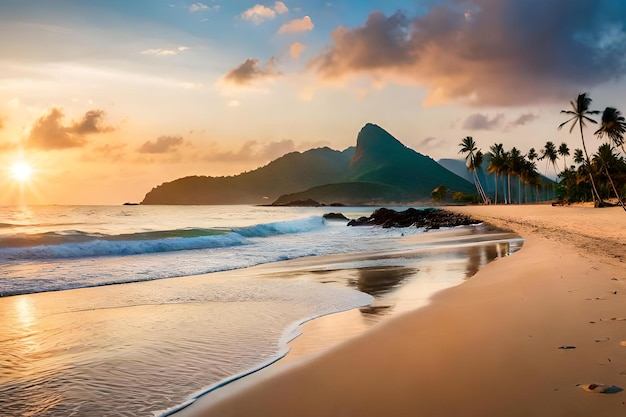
[
  {"x1": 347, "y1": 207, "x2": 480, "y2": 229},
  {"x1": 323, "y1": 212, "x2": 349, "y2": 221}
]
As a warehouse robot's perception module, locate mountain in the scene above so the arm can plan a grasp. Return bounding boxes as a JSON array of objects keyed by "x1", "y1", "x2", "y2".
[
  {"x1": 273, "y1": 124, "x2": 474, "y2": 205},
  {"x1": 141, "y1": 147, "x2": 354, "y2": 204},
  {"x1": 140, "y1": 123, "x2": 474, "y2": 205}
]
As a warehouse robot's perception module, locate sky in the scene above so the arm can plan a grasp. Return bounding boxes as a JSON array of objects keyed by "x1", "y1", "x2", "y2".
[{"x1": 1, "y1": 0, "x2": 626, "y2": 205}]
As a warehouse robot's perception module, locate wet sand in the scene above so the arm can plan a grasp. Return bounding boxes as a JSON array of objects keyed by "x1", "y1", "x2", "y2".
[{"x1": 175, "y1": 204, "x2": 626, "y2": 417}]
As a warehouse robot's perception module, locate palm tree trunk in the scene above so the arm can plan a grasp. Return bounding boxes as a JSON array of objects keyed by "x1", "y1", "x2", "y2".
[
  {"x1": 535, "y1": 185, "x2": 539, "y2": 203},
  {"x1": 493, "y1": 173, "x2": 498, "y2": 204},
  {"x1": 507, "y1": 174, "x2": 511, "y2": 204},
  {"x1": 473, "y1": 171, "x2": 489, "y2": 204},
  {"x1": 579, "y1": 124, "x2": 603, "y2": 205},
  {"x1": 603, "y1": 164, "x2": 626, "y2": 211}
]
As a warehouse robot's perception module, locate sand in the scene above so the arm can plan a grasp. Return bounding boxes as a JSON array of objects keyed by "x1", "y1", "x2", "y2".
[{"x1": 174, "y1": 204, "x2": 626, "y2": 417}]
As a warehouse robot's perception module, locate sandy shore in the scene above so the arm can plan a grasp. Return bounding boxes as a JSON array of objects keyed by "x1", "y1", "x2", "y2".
[{"x1": 174, "y1": 204, "x2": 626, "y2": 417}]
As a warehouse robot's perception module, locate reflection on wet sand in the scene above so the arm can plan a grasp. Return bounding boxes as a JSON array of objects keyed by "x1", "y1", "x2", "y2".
[
  {"x1": 285, "y1": 232, "x2": 520, "y2": 361},
  {"x1": 463, "y1": 241, "x2": 511, "y2": 278}
]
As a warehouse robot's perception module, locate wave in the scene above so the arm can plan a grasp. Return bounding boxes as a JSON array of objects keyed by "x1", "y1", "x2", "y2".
[
  {"x1": 0, "y1": 217, "x2": 327, "y2": 260},
  {"x1": 234, "y1": 216, "x2": 326, "y2": 237}
]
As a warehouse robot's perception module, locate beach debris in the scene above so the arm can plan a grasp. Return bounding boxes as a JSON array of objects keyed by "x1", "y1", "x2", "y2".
[
  {"x1": 620, "y1": 341, "x2": 626, "y2": 347},
  {"x1": 558, "y1": 345, "x2": 576, "y2": 349},
  {"x1": 578, "y1": 383, "x2": 623, "y2": 394}
]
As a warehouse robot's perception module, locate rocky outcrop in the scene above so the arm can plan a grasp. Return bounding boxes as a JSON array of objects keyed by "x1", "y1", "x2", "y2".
[
  {"x1": 323, "y1": 212, "x2": 349, "y2": 220},
  {"x1": 347, "y1": 207, "x2": 480, "y2": 229}
]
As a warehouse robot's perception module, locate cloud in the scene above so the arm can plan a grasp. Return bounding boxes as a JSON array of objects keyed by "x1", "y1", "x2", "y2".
[
  {"x1": 82, "y1": 143, "x2": 127, "y2": 162},
  {"x1": 228, "y1": 100, "x2": 241, "y2": 107},
  {"x1": 141, "y1": 46, "x2": 189, "y2": 56},
  {"x1": 189, "y1": 2, "x2": 219, "y2": 13},
  {"x1": 72, "y1": 110, "x2": 115, "y2": 135},
  {"x1": 204, "y1": 139, "x2": 297, "y2": 163},
  {"x1": 462, "y1": 113, "x2": 505, "y2": 130},
  {"x1": 308, "y1": 2, "x2": 626, "y2": 106},
  {"x1": 0, "y1": 116, "x2": 4, "y2": 130},
  {"x1": 509, "y1": 113, "x2": 539, "y2": 127},
  {"x1": 221, "y1": 57, "x2": 280, "y2": 86},
  {"x1": 137, "y1": 135, "x2": 185, "y2": 154},
  {"x1": 241, "y1": 4, "x2": 276, "y2": 24},
  {"x1": 189, "y1": 3, "x2": 208, "y2": 12},
  {"x1": 274, "y1": 1, "x2": 288, "y2": 14},
  {"x1": 26, "y1": 108, "x2": 114, "y2": 150},
  {"x1": 290, "y1": 42, "x2": 307, "y2": 59},
  {"x1": 278, "y1": 16, "x2": 314, "y2": 34},
  {"x1": 415, "y1": 136, "x2": 444, "y2": 151}
]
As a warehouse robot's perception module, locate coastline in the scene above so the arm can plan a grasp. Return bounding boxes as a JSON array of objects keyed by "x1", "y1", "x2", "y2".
[{"x1": 174, "y1": 204, "x2": 626, "y2": 417}]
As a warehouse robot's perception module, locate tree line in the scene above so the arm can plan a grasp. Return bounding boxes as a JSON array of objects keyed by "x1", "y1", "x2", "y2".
[{"x1": 457, "y1": 93, "x2": 626, "y2": 211}]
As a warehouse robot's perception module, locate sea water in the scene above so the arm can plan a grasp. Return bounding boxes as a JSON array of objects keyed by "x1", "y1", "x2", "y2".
[{"x1": 0, "y1": 205, "x2": 523, "y2": 416}]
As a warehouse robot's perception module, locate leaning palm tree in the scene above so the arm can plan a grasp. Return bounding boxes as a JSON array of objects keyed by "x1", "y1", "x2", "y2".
[
  {"x1": 558, "y1": 142, "x2": 570, "y2": 172},
  {"x1": 558, "y1": 93, "x2": 603, "y2": 205},
  {"x1": 458, "y1": 136, "x2": 489, "y2": 204},
  {"x1": 595, "y1": 107, "x2": 626, "y2": 155}
]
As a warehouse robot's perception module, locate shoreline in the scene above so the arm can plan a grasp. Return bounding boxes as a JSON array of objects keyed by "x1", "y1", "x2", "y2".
[{"x1": 174, "y1": 204, "x2": 626, "y2": 417}]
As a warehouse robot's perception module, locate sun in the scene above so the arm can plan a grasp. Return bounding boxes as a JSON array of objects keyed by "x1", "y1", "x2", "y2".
[{"x1": 10, "y1": 161, "x2": 34, "y2": 182}]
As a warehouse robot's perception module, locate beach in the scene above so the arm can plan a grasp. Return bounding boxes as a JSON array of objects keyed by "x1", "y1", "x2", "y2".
[
  {"x1": 0, "y1": 205, "x2": 520, "y2": 416},
  {"x1": 175, "y1": 204, "x2": 626, "y2": 417}
]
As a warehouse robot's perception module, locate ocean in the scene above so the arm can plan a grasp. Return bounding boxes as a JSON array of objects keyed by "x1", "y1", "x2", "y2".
[{"x1": 0, "y1": 205, "x2": 523, "y2": 416}]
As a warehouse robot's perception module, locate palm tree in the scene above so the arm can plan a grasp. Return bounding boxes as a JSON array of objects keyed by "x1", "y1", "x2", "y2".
[
  {"x1": 594, "y1": 109, "x2": 626, "y2": 211},
  {"x1": 573, "y1": 148, "x2": 584, "y2": 165},
  {"x1": 487, "y1": 143, "x2": 505, "y2": 204},
  {"x1": 558, "y1": 93, "x2": 603, "y2": 205},
  {"x1": 539, "y1": 141, "x2": 559, "y2": 178},
  {"x1": 595, "y1": 107, "x2": 626, "y2": 155},
  {"x1": 526, "y1": 147, "x2": 540, "y2": 201},
  {"x1": 592, "y1": 144, "x2": 624, "y2": 208},
  {"x1": 558, "y1": 142, "x2": 570, "y2": 171},
  {"x1": 458, "y1": 136, "x2": 489, "y2": 204}
]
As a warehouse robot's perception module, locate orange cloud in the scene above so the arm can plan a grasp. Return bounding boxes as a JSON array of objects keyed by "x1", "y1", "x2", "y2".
[
  {"x1": 241, "y1": 4, "x2": 276, "y2": 24},
  {"x1": 274, "y1": 1, "x2": 288, "y2": 14},
  {"x1": 289, "y1": 42, "x2": 307, "y2": 59},
  {"x1": 138, "y1": 135, "x2": 184, "y2": 154},
  {"x1": 203, "y1": 139, "x2": 297, "y2": 163},
  {"x1": 26, "y1": 108, "x2": 114, "y2": 150},
  {"x1": 308, "y1": 2, "x2": 626, "y2": 106},
  {"x1": 278, "y1": 16, "x2": 314, "y2": 34},
  {"x1": 221, "y1": 57, "x2": 281, "y2": 86}
]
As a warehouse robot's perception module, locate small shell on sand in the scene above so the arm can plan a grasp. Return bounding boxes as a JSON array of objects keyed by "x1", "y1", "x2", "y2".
[
  {"x1": 620, "y1": 341, "x2": 626, "y2": 347},
  {"x1": 578, "y1": 383, "x2": 623, "y2": 393}
]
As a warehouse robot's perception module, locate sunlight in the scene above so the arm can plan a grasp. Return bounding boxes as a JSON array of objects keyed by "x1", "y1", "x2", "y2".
[{"x1": 10, "y1": 161, "x2": 34, "y2": 183}]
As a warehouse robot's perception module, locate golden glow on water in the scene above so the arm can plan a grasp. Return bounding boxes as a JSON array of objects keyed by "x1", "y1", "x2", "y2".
[
  {"x1": 13, "y1": 297, "x2": 40, "y2": 359},
  {"x1": 15, "y1": 296, "x2": 35, "y2": 329}
]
